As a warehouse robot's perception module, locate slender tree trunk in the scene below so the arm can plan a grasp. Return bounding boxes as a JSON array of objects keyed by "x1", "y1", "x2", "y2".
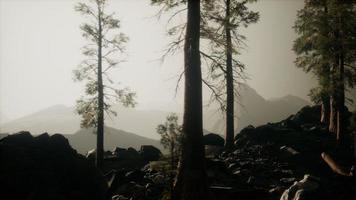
[
  {"x1": 225, "y1": 0, "x2": 234, "y2": 151},
  {"x1": 173, "y1": 0, "x2": 208, "y2": 199},
  {"x1": 321, "y1": 96, "x2": 330, "y2": 124},
  {"x1": 336, "y1": 49, "x2": 345, "y2": 144},
  {"x1": 329, "y1": 69, "x2": 337, "y2": 134},
  {"x1": 335, "y1": 12, "x2": 345, "y2": 145},
  {"x1": 96, "y1": 5, "x2": 104, "y2": 169},
  {"x1": 170, "y1": 140, "x2": 174, "y2": 200},
  {"x1": 329, "y1": 45, "x2": 338, "y2": 134},
  {"x1": 320, "y1": 3, "x2": 331, "y2": 127}
]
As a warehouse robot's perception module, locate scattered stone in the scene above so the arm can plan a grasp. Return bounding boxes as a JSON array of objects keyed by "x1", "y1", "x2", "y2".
[
  {"x1": 280, "y1": 146, "x2": 300, "y2": 156},
  {"x1": 280, "y1": 174, "x2": 320, "y2": 200}
]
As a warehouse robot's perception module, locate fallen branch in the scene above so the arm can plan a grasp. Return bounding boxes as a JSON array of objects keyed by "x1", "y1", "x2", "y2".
[{"x1": 321, "y1": 152, "x2": 353, "y2": 177}]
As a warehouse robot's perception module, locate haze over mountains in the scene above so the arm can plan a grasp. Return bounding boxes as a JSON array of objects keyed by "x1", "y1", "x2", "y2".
[
  {"x1": 204, "y1": 85, "x2": 311, "y2": 134},
  {"x1": 0, "y1": 85, "x2": 310, "y2": 138},
  {"x1": 67, "y1": 127, "x2": 162, "y2": 154}
]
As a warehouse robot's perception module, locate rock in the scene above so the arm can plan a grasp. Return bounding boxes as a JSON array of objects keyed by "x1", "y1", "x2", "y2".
[
  {"x1": 204, "y1": 133, "x2": 225, "y2": 147},
  {"x1": 0, "y1": 132, "x2": 107, "y2": 200},
  {"x1": 280, "y1": 177, "x2": 297, "y2": 185},
  {"x1": 49, "y1": 133, "x2": 75, "y2": 153},
  {"x1": 112, "y1": 181, "x2": 146, "y2": 199},
  {"x1": 269, "y1": 186, "x2": 285, "y2": 194},
  {"x1": 280, "y1": 174, "x2": 320, "y2": 200},
  {"x1": 113, "y1": 147, "x2": 125, "y2": 155},
  {"x1": 0, "y1": 131, "x2": 33, "y2": 146},
  {"x1": 86, "y1": 148, "x2": 96, "y2": 160},
  {"x1": 152, "y1": 174, "x2": 165, "y2": 184},
  {"x1": 205, "y1": 145, "x2": 223, "y2": 157},
  {"x1": 246, "y1": 176, "x2": 271, "y2": 187},
  {"x1": 280, "y1": 146, "x2": 300, "y2": 157},
  {"x1": 146, "y1": 182, "x2": 164, "y2": 199},
  {"x1": 291, "y1": 105, "x2": 321, "y2": 126},
  {"x1": 113, "y1": 147, "x2": 141, "y2": 160},
  {"x1": 112, "y1": 195, "x2": 129, "y2": 200},
  {"x1": 279, "y1": 116, "x2": 302, "y2": 131},
  {"x1": 125, "y1": 170, "x2": 145, "y2": 182},
  {"x1": 236, "y1": 125, "x2": 255, "y2": 139},
  {"x1": 139, "y1": 145, "x2": 162, "y2": 161}
]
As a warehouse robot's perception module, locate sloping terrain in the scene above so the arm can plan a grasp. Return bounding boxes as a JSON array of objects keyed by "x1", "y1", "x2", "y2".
[
  {"x1": 1, "y1": 85, "x2": 310, "y2": 139},
  {"x1": 66, "y1": 126, "x2": 162, "y2": 155},
  {"x1": 204, "y1": 85, "x2": 310, "y2": 134}
]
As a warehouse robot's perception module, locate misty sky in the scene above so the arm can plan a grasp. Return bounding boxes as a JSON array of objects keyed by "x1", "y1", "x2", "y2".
[{"x1": 0, "y1": 0, "x2": 317, "y2": 122}]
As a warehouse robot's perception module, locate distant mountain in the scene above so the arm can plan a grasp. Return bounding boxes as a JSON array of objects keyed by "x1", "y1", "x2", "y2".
[
  {"x1": 65, "y1": 126, "x2": 162, "y2": 154},
  {"x1": 0, "y1": 105, "x2": 170, "y2": 139},
  {"x1": 0, "y1": 85, "x2": 310, "y2": 139},
  {"x1": 0, "y1": 105, "x2": 81, "y2": 135},
  {"x1": 0, "y1": 112, "x2": 10, "y2": 124},
  {"x1": 204, "y1": 85, "x2": 310, "y2": 134}
]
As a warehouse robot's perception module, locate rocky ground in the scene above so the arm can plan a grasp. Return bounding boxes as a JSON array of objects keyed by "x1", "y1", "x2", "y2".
[
  {"x1": 102, "y1": 105, "x2": 356, "y2": 200},
  {"x1": 1, "y1": 105, "x2": 355, "y2": 200},
  {"x1": 0, "y1": 132, "x2": 107, "y2": 200}
]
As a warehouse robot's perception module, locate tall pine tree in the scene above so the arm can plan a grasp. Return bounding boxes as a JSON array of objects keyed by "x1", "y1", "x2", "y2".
[
  {"x1": 201, "y1": 0, "x2": 259, "y2": 150},
  {"x1": 151, "y1": 0, "x2": 208, "y2": 199},
  {"x1": 74, "y1": 0, "x2": 136, "y2": 168},
  {"x1": 294, "y1": 0, "x2": 356, "y2": 144}
]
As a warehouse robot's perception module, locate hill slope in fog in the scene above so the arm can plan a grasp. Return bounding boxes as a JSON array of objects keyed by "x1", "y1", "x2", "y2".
[{"x1": 0, "y1": 85, "x2": 310, "y2": 139}]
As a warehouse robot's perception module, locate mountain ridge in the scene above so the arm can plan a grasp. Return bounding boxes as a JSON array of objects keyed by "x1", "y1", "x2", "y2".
[{"x1": 0, "y1": 85, "x2": 310, "y2": 139}]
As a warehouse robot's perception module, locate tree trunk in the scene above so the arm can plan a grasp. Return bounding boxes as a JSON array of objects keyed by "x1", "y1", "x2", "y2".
[
  {"x1": 335, "y1": 12, "x2": 345, "y2": 145},
  {"x1": 225, "y1": 0, "x2": 234, "y2": 151},
  {"x1": 329, "y1": 58, "x2": 337, "y2": 134},
  {"x1": 170, "y1": 140, "x2": 174, "y2": 200},
  {"x1": 321, "y1": 96, "x2": 330, "y2": 124},
  {"x1": 336, "y1": 50, "x2": 345, "y2": 144},
  {"x1": 96, "y1": 6, "x2": 104, "y2": 169},
  {"x1": 329, "y1": 86, "x2": 337, "y2": 133},
  {"x1": 172, "y1": 0, "x2": 208, "y2": 199}
]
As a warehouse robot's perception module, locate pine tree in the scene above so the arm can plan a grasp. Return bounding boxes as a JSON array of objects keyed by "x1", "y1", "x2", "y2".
[
  {"x1": 293, "y1": 0, "x2": 333, "y2": 126},
  {"x1": 294, "y1": 0, "x2": 356, "y2": 144},
  {"x1": 157, "y1": 113, "x2": 182, "y2": 199},
  {"x1": 74, "y1": 0, "x2": 136, "y2": 168},
  {"x1": 151, "y1": 0, "x2": 208, "y2": 199},
  {"x1": 201, "y1": 0, "x2": 259, "y2": 150}
]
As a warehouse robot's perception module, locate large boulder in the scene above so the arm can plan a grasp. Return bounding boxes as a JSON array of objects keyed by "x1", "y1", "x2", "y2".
[
  {"x1": 113, "y1": 147, "x2": 141, "y2": 160},
  {"x1": 291, "y1": 105, "x2": 321, "y2": 126},
  {"x1": 139, "y1": 145, "x2": 162, "y2": 162},
  {"x1": 280, "y1": 174, "x2": 320, "y2": 200},
  {"x1": 0, "y1": 131, "x2": 107, "y2": 200},
  {"x1": 204, "y1": 133, "x2": 225, "y2": 147}
]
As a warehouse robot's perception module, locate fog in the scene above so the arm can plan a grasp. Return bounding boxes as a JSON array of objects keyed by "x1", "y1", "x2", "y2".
[{"x1": 0, "y1": 0, "x2": 316, "y2": 122}]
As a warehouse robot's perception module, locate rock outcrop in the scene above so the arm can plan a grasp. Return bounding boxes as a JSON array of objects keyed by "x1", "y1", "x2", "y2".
[{"x1": 0, "y1": 131, "x2": 107, "y2": 200}]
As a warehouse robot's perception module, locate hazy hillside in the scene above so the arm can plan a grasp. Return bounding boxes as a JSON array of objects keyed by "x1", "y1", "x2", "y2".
[
  {"x1": 204, "y1": 85, "x2": 310, "y2": 134},
  {"x1": 0, "y1": 85, "x2": 310, "y2": 139},
  {"x1": 0, "y1": 105, "x2": 170, "y2": 139},
  {"x1": 65, "y1": 126, "x2": 162, "y2": 154},
  {"x1": 0, "y1": 105, "x2": 81, "y2": 135}
]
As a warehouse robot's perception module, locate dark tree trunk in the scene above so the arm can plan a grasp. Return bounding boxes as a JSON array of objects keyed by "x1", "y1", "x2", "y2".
[
  {"x1": 225, "y1": 0, "x2": 234, "y2": 151},
  {"x1": 329, "y1": 51, "x2": 338, "y2": 134},
  {"x1": 321, "y1": 96, "x2": 330, "y2": 124},
  {"x1": 172, "y1": 0, "x2": 208, "y2": 199},
  {"x1": 96, "y1": 6, "x2": 104, "y2": 169},
  {"x1": 329, "y1": 78, "x2": 337, "y2": 134},
  {"x1": 320, "y1": 2, "x2": 330, "y2": 126},
  {"x1": 335, "y1": 12, "x2": 345, "y2": 145},
  {"x1": 336, "y1": 50, "x2": 345, "y2": 144},
  {"x1": 170, "y1": 140, "x2": 174, "y2": 200}
]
